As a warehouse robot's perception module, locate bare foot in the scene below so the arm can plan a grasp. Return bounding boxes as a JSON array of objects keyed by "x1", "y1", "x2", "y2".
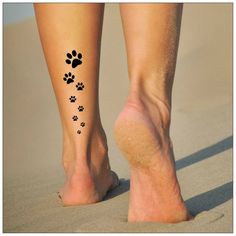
[
  {"x1": 114, "y1": 96, "x2": 192, "y2": 223},
  {"x1": 58, "y1": 126, "x2": 119, "y2": 206}
]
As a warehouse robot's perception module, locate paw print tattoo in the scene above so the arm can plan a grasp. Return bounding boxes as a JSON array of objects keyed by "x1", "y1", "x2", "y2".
[
  {"x1": 77, "y1": 122, "x2": 85, "y2": 135},
  {"x1": 64, "y1": 49, "x2": 85, "y2": 135},
  {"x1": 78, "y1": 106, "x2": 84, "y2": 112},
  {"x1": 63, "y1": 72, "x2": 75, "y2": 84},
  {"x1": 66, "y1": 50, "x2": 82, "y2": 68},
  {"x1": 76, "y1": 82, "x2": 85, "y2": 91},
  {"x1": 72, "y1": 116, "x2": 78, "y2": 121},
  {"x1": 69, "y1": 96, "x2": 76, "y2": 103}
]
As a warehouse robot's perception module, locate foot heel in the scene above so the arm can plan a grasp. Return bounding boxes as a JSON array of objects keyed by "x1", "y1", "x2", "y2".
[{"x1": 114, "y1": 116, "x2": 159, "y2": 168}]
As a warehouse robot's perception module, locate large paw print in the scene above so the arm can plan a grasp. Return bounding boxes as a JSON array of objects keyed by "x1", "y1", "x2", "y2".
[
  {"x1": 69, "y1": 96, "x2": 76, "y2": 103},
  {"x1": 78, "y1": 106, "x2": 84, "y2": 112},
  {"x1": 76, "y1": 82, "x2": 85, "y2": 91},
  {"x1": 66, "y1": 50, "x2": 82, "y2": 68},
  {"x1": 63, "y1": 72, "x2": 75, "y2": 84}
]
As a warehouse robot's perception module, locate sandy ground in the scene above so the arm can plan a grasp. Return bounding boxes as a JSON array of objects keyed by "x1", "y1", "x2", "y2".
[{"x1": 3, "y1": 3, "x2": 232, "y2": 233}]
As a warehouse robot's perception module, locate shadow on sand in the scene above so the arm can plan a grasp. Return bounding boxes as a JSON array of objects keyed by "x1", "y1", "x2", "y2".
[
  {"x1": 105, "y1": 136, "x2": 233, "y2": 214},
  {"x1": 186, "y1": 181, "x2": 233, "y2": 215},
  {"x1": 176, "y1": 136, "x2": 233, "y2": 170},
  {"x1": 104, "y1": 178, "x2": 130, "y2": 200}
]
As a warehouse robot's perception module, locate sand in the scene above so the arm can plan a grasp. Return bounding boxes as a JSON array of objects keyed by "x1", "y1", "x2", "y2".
[{"x1": 3, "y1": 3, "x2": 232, "y2": 232}]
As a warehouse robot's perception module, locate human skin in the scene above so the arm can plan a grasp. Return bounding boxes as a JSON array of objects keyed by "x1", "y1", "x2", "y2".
[
  {"x1": 114, "y1": 3, "x2": 192, "y2": 222},
  {"x1": 34, "y1": 3, "x2": 192, "y2": 222},
  {"x1": 34, "y1": 3, "x2": 119, "y2": 206}
]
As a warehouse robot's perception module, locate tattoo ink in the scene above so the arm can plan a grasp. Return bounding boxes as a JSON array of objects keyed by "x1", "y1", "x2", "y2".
[
  {"x1": 69, "y1": 96, "x2": 77, "y2": 103},
  {"x1": 72, "y1": 115, "x2": 78, "y2": 121},
  {"x1": 76, "y1": 122, "x2": 85, "y2": 135},
  {"x1": 76, "y1": 82, "x2": 85, "y2": 91},
  {"x1": 66, "y1": 50, "x2": 82, "y2": 68},
  {"x1": 64, "y1": 49, "x2": 85, "y2": 135},
  {"x1": 78, "y1": 106, "x2": 84, "y2": 112},
  {"x1": 63, "y1": 72, "x2": 75, "y2": 84}
]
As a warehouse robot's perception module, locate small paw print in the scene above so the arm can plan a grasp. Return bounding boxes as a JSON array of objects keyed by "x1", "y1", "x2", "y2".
[
  {"x1": 72, "y1": 115, "x2": 78, "y2": 121},
  {"x1": 66, "y1": 50, "x2": 82, "y2": 68},
  {"x1": 77, "y1": 130, "x2": 81, "y2": 134},
  {"x1": 76, "y1": 82, "x2": 85, "y2": 91},
  {"x1": 69, "y1": 96, "x2": 76, "y2": 103},
  {"x1": 63, "y1": 72, "x2": 75, "y2": 84},
  {"x1": 81, "y1": 122, "x2": 85, "y2": 127},
  {"x1": 78, "y1": 106, "x2": 84, "y2": 112}
]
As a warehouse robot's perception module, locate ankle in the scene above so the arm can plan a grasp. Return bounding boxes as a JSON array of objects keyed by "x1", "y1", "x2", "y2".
[
  {"x1": 129, "y1": 71, "x2": 173, "y2": 107},
  {"x1": 125, "y1": 89, "x2": 171, "y2": 132},
  {"x1": 62, "y1": 125, "x2": 108, "y2": 171}
]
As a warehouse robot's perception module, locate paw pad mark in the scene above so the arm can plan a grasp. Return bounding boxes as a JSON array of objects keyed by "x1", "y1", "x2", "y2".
[
  {"x1": 72, "y1": 116, "x2": 78, "y2": 121},
  {"x1": 69, "y1": 96, "x2": 77, "y2": 103},
  {"x1": 66, "y1": 50, "x2": 82, "y2": 68},
  {"x1": 78, "y1": 106, "x2": 84, "y2": 112},
  {"x1": 76, "y1": 82, "x2": 85, "y2": 91},
  {"x1": 63, "y1": 72, "x2": 75, "y2": 84},
  {"x1": 77, "y1": 130, "x2": 81, "y2": 134},
  {"x1": 81, "y1": 122, "x2": 85, "y2": 127}
]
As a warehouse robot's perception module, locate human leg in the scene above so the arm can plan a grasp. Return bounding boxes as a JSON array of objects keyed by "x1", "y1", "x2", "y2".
[
  {"x1": 34, "y1": 3, "x2": 118, "y2": 206},
  {"x1": 115, "y1": 3, "x2": 191, "y2": 222}
]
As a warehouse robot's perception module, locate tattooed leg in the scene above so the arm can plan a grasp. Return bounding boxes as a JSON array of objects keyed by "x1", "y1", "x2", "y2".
[{"x1": 34, "y1": 3, "x2": 119, "y2": 206}]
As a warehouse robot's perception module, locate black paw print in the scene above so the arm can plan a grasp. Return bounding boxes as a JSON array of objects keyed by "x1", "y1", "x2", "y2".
[
  {"x1": 72, "y1": 115, "x2": 78, "y2": 121},
  {"x1": 63, "y1": 72, "x2": 75, "y2": 84},
  {"x1": 77, "y1": 130, "x2": 81, "y2": 134},
  {"x1": 69, "y1": 96, "x2": 76, "y2": 103},
  {"x1": 78, "y1": 106, "x2": 84, "y2": 112},
  {"x1": 76, "y1": 82, "x2": 85, "y2": 91},
  {"x1": 66, "y1": 50, "x2": 82, "y2": 68},
  {"x1": 81, "y1": 122, "x2": 85, "y2": 127}
]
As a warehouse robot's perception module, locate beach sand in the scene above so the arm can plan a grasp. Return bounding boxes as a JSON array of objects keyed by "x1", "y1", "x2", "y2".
[{"x1": 3, "y1": 3, "x2": 232, "y2": 232}]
